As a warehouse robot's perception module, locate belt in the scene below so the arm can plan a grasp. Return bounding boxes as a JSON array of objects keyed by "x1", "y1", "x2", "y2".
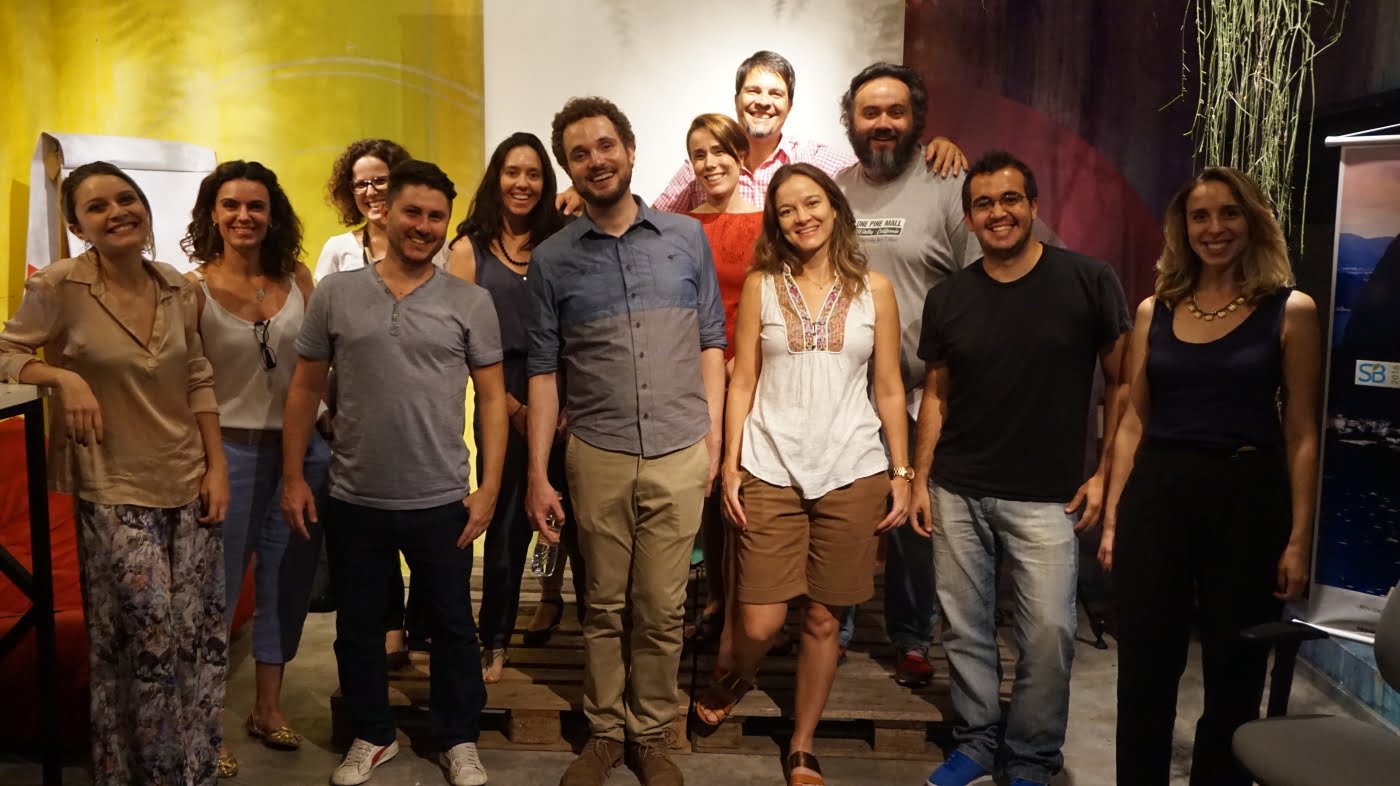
[{"x1": 221, "y1": 427, "x2": 283, "y2": 448}]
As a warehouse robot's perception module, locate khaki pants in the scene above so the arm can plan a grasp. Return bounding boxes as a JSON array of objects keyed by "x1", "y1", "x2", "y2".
[{"x1": 565, "y1": 436, "x2": 709, "y2": 742}]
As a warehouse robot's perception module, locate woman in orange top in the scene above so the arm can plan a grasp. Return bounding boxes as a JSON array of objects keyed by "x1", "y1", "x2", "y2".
[
  {"x1": 684, "y1": 113, "x2": 763, "y2": 669},
  {"x1": 0, "y1": 162, "x2": 229, "y2": 785}
]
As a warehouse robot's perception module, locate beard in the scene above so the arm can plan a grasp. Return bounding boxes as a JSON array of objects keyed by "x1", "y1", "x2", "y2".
[
  {"x1": 849, "y1": 127, "x2": 920, "y2": 181},
  {"x1": 576, "y1": 166, "x2": 634, "y2": 210},
  {"x1": 979, "y1": 222, "x2": 1035, "y2": 263},
  {"x1": 388, "y1": 230, "x2": 444, "y2": 267},
  {"x1": 742, "y1": 114, "x2": 779, "y2": 139}
]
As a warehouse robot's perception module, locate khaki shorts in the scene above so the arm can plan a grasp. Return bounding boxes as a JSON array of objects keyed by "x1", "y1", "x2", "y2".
[{"x1": 733, "y1": 470, "x2": 890, "y2": 607}]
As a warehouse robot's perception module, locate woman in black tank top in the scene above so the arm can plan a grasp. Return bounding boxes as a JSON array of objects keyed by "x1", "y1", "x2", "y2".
[
  {"x1": 1099, "y1": 167, "x2": 1322, "y2": 786},
  {"x1": 445, "y1": 133, "x2": 583, "y2": 683}
]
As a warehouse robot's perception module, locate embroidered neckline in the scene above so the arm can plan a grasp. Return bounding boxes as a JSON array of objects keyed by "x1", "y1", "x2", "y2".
[{"x1": 777, "y1": 266, "x2": 851, "y2": 353}]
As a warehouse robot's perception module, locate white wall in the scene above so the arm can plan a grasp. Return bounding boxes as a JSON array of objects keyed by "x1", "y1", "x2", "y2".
[{"x1": 483, "y1": 0, "x2": 905, "y2": 202}]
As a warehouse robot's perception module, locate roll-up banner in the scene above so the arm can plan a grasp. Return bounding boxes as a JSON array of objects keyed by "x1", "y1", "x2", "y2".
[
  {"x1": 26, "y1": 133, "x2": 216, "y2": 276},
  {"x1": 1305, "y1": 131, "x2": 1400, "y2": 640}
]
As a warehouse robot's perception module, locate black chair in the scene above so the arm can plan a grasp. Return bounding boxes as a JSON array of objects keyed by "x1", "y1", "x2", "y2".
[{"x1": 1232, "y1": 583, "x2": 1400, "y2": 784}]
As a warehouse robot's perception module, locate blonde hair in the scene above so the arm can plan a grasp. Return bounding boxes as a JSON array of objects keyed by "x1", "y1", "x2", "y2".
[
  {"x1": 686, "y1": 113, "x2": 749, "y2": 162},
  {"x1": 752, "y1": 163, "x2": 868, "y2": 296},
  {"x1": 1156, "y1": 166, "x2": 1294, "y2": 305}
]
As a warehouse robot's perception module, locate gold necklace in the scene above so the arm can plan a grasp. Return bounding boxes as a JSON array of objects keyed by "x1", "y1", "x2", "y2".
[{"x1": 1186, "y1": 292, "x2": 1246, "y2": 321}]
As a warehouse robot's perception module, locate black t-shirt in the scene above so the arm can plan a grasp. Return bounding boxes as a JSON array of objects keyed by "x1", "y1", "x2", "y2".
[{"x1": 917, "y1": 244, "x2": 1131, "y2": 502}]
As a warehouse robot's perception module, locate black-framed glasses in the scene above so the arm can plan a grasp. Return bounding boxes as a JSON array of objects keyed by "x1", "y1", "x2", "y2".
[
  {"x1": 971, "y1": 191, "x2": 1028, "y2": 213},
  {"x1": 351, "y1": 175, "x2": 390, "y2": 193},
  {"x1": 253, "y1": 320, "x2": 277, "y2": 371}
]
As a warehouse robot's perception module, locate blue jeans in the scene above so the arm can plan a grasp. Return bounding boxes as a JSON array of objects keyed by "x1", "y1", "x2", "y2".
[
  {"x1": 223, "y1": 432, "x2": 331, "y2": 663},
  {"x1": 931, "y1": 482, "x2": 1078, "y2": 784}
]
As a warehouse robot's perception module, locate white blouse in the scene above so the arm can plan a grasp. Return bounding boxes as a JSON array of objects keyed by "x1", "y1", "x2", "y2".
[{"x1": 741, "y1": 271, "x2": 889, "y2": 499}]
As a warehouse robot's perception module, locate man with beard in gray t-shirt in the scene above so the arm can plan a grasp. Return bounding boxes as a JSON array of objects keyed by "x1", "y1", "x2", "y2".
[{"x1": 833, "y1": 62, "x2": 981, "y2": 690}]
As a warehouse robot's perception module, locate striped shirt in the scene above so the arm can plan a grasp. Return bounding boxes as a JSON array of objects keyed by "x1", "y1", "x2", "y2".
[
  {"x1": 652, "y1": 136, "x2": 856, "y2": 212},
  {"x1": 526, "y1": 198, "x2": 726, "y2": 457}
]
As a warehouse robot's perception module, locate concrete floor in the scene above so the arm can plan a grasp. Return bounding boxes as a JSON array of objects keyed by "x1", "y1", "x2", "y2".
[{"x1": 0, "y1": 608, "x2": 1378, "y2": 786}]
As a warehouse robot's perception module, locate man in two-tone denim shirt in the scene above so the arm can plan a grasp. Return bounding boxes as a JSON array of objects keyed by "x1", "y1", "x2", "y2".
[{"x1": 524, "y1": 97, "x2": 726, "y2": 786}]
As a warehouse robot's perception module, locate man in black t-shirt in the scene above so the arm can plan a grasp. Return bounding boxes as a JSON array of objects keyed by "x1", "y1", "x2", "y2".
[{"x1": 910, "y1": 151, "x2": 1131, "y2": 786}]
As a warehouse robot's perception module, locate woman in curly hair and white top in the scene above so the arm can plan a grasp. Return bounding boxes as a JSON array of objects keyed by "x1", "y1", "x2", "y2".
[
  {"x1": 314, "y1": 138, "x2": 450, "y2": 279},
  {"x1": 314, "y1": 137, "x2": 446, "y2": 667},
  {"x1": 694, "y1": 162, "x2": 911, "y2": 786}
]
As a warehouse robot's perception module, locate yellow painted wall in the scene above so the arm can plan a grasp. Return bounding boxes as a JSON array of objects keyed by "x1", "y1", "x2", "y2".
[{"x1": 1, "y1": 0, "x2": 485, "y2": 317}]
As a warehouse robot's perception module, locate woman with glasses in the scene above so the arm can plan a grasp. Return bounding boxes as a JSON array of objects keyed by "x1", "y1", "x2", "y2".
[
  {"x1": 182, "y1": 160, "x2": 329, "y2": 777},
  {"x1": 315, "y1": 138, "x2": 437, "y2": 668},
  {"x1": 0, "y1": 162, "x2": 228, "y2": 785},
  {"x1": 314, "y1": 138, "x2": 449, "y2": 280}
]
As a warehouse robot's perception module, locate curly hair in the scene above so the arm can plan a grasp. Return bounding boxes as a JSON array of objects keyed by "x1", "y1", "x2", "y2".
[
  {"x1": 180, "y1": 160, "x2": 303, "y2": 277},
  {"x1": 1156, "y1": 166, "x2": 1294, "y2": 306},
  {"x1": 325, "y1": 138, "x2": 412, "y2": 227},
  {"x1": 452, "y1": 132, "x2": 564, "y2": 254},
  {"x1": 752, "y1": 163, "x2": 868, "y2": 296},
  {"x1": 61, "y1": 161, "x2": 156, "y2": 256},
  {"x1": 550, "y1": 97, "x2": 636, "y2": 169}
]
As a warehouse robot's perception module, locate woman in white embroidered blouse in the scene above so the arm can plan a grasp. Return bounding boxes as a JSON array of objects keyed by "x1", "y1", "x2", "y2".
[{"x1": 695, "y1": 163, "x2": 911, "y2": 786}]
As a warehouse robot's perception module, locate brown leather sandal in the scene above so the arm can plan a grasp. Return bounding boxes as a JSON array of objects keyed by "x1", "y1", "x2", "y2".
[
  {"x1": 690, "y1": 670, "x2": 755, "y2": 737},
  {"x1": 786, "y1": 750, "x2": 824, "y2": 785}
]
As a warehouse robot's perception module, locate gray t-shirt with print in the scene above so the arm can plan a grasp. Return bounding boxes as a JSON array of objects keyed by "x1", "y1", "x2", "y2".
[
  {"x1": 296, "y1": 264, "x2": 502, "y2": 510},
  {"x1": 836, "y1": 160, "x2": 980, "y2": 393}
]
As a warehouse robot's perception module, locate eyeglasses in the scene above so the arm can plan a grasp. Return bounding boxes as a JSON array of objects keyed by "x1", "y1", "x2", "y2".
[
  {"x1": 351, "y1": 176, "x2": 390, "y2": 193},
  {"x1": 971, "y1": 192, "x2": 1028, "y2": 213},
  {"x1": 253, "y1": 320, "x2": 277, "y2": 371}
]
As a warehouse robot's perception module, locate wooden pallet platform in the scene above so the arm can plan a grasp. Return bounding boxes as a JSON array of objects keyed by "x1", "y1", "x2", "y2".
[
  {"x1": 333, "y1": 565, "x2": 695, "y2": 752},
  {"x1": 331, "y1": 562, "x2": 1014, "y2": 760},
  {"x1": 686, "y1": 601, "x2": 1014, "y2": 760}
]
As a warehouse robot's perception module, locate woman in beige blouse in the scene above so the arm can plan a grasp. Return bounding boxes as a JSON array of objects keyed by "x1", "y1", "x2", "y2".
[{"x1": 0, "y1": 162, "x2": 230, "y2": 785}]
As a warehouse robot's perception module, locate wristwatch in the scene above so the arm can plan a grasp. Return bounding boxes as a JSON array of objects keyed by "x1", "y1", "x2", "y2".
[{"x1": 891, "y1": 466, "x2": 916, "y2": 481}]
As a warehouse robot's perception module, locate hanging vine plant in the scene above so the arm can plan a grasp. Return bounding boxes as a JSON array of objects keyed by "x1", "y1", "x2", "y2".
[{"x1": 1186, "y1": 0, "x2": 1347, "y2": 245}]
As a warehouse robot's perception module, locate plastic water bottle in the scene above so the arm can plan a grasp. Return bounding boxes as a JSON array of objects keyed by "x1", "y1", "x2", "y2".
[{"x1": 530, "y1": 513, "x2": 561, "y2": 578}]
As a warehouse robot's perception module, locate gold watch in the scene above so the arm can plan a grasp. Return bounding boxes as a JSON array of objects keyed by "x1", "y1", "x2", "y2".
[{"x1": 891, "y1": 466, "x2": 916, "y2": 481}]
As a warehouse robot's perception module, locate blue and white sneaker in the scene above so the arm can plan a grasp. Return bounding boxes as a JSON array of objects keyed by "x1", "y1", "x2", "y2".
[{"x1": 926, "y1": 751, "x2": 990, "y2": 786}]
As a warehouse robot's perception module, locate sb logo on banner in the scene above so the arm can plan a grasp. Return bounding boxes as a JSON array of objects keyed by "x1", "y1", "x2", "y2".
[{"x1": 1355, "y1": 360, "x2": 1400, "y2": 389}]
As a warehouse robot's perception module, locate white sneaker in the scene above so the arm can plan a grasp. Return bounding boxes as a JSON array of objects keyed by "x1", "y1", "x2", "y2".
[
  {"x1": 439, "y1": 742, "x2": 488, "y2": 785},
  {"x1": 330, "y1": 738, "x2": 399, "y2": 785}
]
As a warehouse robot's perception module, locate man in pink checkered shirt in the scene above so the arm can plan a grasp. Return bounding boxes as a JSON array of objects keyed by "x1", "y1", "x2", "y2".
[{"x1": 651, "y1": 50, "x2": 967, "y2": 213}]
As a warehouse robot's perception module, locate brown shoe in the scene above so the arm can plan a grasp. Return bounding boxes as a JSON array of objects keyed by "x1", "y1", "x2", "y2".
[
  {"x1": 560, "y1": 737, "x2": 624, "y2": 786},
  {"x1": 625, "y1": 734, "x2": 683, "y2": 786}
]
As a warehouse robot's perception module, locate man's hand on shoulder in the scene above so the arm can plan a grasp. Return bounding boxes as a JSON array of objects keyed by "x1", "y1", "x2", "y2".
[
  {"x1": 924, "y1": 136, "x2": 968, "y2": 178},
  {"x1": 556, "y1": 187, "x2": 584, "y2": 217}
]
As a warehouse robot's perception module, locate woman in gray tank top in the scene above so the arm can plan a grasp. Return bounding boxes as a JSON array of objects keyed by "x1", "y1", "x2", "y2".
[
  {"x1": 181, "y1": 161, "x2": 331, "y2": 777},
  {"x1": 446, "y1": 132, "x2": 584, "y2": 683}
]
